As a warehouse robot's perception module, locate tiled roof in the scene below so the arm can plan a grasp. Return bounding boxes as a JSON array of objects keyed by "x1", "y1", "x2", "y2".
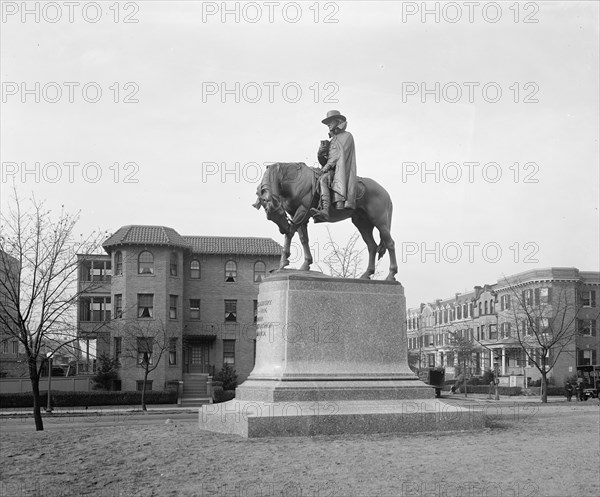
[
  {"x1": 103, "y1": 225, "x2": 189, "y2": 250},
  {"x1": 102, "y1": 225, "x2": 282, "y2": 255},
  {"x1": 183, "y1": 236, "x2": 281, "y2": 255}
]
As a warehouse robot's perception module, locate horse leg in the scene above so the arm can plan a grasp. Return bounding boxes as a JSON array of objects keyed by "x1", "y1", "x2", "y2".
[
  {"x1": 353, "y1": 216, "x2": 377, "y2": 279},
  {"x1": 297, "y1": 223, "x2": 313, "y2": 271},
  {"x1": 378, "y1": 226, "x2": 398, "y2": 281},
  {"x1": 279, "y1": 229, "x2": 296, "y2": 269}
]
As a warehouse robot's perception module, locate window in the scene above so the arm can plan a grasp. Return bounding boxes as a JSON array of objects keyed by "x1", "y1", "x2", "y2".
[
  {"x1": 577, "y1": 349, "x2": 596, "y2": 366},
  {"x1": 225, "y1": 300, "x2": 237, "y2": 322},
  {"x1": 427, "y1": 353, "x2": 436, "y2": 367},
  {"x1": 190, "y1": 260, "x2": 201, "y2": 279},
  {"x1": 137, "y1": 337, "x2": 153, "y2": 365},
  {"x1": 169, "y1": 295, "x2": 178, "y2": 319},
  {"x1": 523, "y1": 289, "x2": 533, "y2": 306},
  {"x1": 138, "y1": 251, "x2": 154, "y2": 275},
  {"x1": 490, "y1": 300, "x2": 495, "y2": 313},
  {"x1": 456, "y1": 306, "x2": 462, "y2": 320},
  {"x1": 484, "y1": 301, "x2": 488, "y2": 315},
  {"x1": 169, "y1": 338, "x2": 177, "y2": 365},
  {"x1": 580, "y1": 290, "x2": 597, "y2": 308},
  {"x1": 536, "y1": 317, "x2": 549, "y2": 333},
  {"x1": 114, "y1": 294, "x2": 122, "y2": 319},
  {"x1": 113, "y1": 337, "x2": 122, "y2": 361},
  {"x1": 253, "y1": 300, "x2": 258, "y2": 324},
  {"x1": 478, "y1": 303, "x2": 482, "y2": 316},
  {"x1": 11, "y1": 341, "x2": 19, "y2": 354},
  {"x1": 489, "y1": 324, "x2": 498, "y2": 340},
  {"x1": 137, "y1": 380, "x2": 152, "y2": 391},
  {"x1": 137, "y1": 294, "x2": 154, "y2": 318},
  {"x1": 114, "y1": 337, "x2": 121, "y2": 362},
  {"x1": 501, "y1": 322, "x2": 511, "y2": 339},
  {"x1": 463, "y1": 304, "x2": 468, "y2": 318},
  {"x1": 80, "y1": 297, "x2": 111, "y2": 322},
  {"x1": 170, "y1": 252, "x2": 178, "y2": 276},
  {"x1": 80, "y1": 259, "x2": 111, "y2": 281},
  {"x1": 522, "y1": 319, "x2": 534, "y2": 336},
  {"x1": 223, "y1": 339, "x2": 235, "y2": 367},
  {"x1": 535, "y1": 287, "x2": 552, "y2": 306},
  {"x1": 500, "y1": 295, "x2": 511, "y2": 311},
  {"x1": 1, "y1": 341, "x2": 7, "y2": 354},
  {"x1": 114, "y1": 251, "x2": 123, "y2": 275},
  {"x1": 225, "y1": 260, "x2": 237, "y2": 282},
  {"x1": 190, "y1": 299, "x2": 200, "y2": 320},
  {"x1": 578, "y1": 319, "x2": 597, "y2": 337},
  {"x1": 254, "y1": 261, "x2": 266, "y2": 282}
]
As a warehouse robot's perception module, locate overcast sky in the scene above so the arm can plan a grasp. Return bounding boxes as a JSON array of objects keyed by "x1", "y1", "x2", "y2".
[{"x1": 1, "y1": 1, "x2": 598, "y2": 307}]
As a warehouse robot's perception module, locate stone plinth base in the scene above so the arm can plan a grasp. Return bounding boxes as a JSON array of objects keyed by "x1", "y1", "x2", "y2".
[
  {"x1": 236, "y1": 271, "x2": 434, "y2": 403},
  {"x1": 198, "y1": 399, "x2": 485, "y2": 438}
]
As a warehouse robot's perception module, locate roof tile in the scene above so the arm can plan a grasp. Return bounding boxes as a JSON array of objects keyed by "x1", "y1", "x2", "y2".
[{"x1": 102, "y1": 225, "x2": 281, "y2": 255}]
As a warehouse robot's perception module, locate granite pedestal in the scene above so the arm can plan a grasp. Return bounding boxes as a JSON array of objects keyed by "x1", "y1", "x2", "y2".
[{"x1": 199, "y1": 271, "x2": 484, "y2": 437}]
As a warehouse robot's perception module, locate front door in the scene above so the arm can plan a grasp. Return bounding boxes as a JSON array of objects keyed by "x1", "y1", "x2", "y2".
[{"x1": 189, "y1": 344, "x2": 210, "y2": 373}]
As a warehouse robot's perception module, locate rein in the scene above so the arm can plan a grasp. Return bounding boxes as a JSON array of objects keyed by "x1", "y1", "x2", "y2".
[{"x1": 264, "y1": 163, "x2": 320, "y2": 231}]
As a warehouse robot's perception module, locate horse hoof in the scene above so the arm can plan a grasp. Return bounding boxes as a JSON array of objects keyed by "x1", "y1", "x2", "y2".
[{"x1": 299, "y1": 263, "x2": 311, "y2": 271}]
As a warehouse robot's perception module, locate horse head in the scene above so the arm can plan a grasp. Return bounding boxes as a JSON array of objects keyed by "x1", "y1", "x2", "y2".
[{"x1": 253, "y1": 180, "x2": 291, "y2": 235}]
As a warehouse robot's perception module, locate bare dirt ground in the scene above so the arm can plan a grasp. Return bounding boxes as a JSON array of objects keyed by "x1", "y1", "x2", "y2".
[{"x1": 1, "y1": 403, "x2": 599, "y2": 497}]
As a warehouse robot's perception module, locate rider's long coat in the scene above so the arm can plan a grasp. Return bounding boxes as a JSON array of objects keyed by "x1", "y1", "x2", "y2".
[{"x1": 325, "y1": 130, "x2": 358, "y2": 209}]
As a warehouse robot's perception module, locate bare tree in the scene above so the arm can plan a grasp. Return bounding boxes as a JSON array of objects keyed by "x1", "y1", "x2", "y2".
[
  {"x1": 118, "y1": 318, "x2": 171, "y2": 411},
  {"x1": 447, "y1": 329, "x2": 478, "y2": 398},
  {"x1": 316, "y1": 228, "x2": 385, "y2": 279},
  {"x1": 500, "y1": 278, "x2": 595, "y2": 403},
  {"x1": 0, "y1": 191, "x2": 105, "y2": 430}
]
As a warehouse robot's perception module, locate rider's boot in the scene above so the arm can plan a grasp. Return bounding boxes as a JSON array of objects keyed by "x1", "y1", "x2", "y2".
[{"x1": 310, "y1": 188, "x2": 330, "y2": 221}]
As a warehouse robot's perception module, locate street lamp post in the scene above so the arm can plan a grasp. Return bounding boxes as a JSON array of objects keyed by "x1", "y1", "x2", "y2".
[
  {"x1": 45, "y1": 353, "x2": 53, "y2": 413},
  {"x1": 494, "y1": 361, "x2": 500, "y2": 401}
]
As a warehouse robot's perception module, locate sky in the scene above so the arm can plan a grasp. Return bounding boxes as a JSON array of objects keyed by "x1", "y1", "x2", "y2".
[{"x1": 1, "y1": 0, "x2": 598, "y2": 307}]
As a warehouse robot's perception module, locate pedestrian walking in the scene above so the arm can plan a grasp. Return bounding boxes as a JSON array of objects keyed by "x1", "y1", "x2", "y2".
[
  {"x1": 565, "y1": 381, "x2": 573, "y2": 401},
  {"x1": 576, "y1": 377, "x2": 585, "y2": 401}
]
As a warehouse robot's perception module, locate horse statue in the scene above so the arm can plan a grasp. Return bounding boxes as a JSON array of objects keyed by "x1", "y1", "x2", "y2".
[{"x1": 253, "y1": 162, "x2": 398, "y2": 281}]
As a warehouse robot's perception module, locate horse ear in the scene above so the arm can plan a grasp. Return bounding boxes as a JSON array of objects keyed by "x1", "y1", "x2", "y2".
[{"x1": 252, "y1": 198, "x2": 262, "y2": 210}]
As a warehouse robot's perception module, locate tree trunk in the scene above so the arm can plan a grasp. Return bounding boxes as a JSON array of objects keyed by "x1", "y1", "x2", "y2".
[
  {"x1": 141, "y1": 369, "x2": 148, "y2": 411},
  {"x1": 540, "y1": 369, "x2": 548, "y2": 404},
  {"x1": 29, "y1": 357, "x2": 44, "y2": 431}
]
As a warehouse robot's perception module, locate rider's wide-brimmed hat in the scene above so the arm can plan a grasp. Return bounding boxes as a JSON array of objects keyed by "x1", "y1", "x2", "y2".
[{"x1": 321, "y1": 110, "x2": 347, "y2": 124}]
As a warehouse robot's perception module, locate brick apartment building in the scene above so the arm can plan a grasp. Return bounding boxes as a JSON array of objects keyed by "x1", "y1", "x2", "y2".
[
  {"x1": 406, "y1": 268, "x2": 599, "y2": 387},
  {"x1": 0, "y1": 251, "x2": 25, "y2": 377},
  {"x1": 77, "y1": 225, "x2": 281, "y2": 394}
]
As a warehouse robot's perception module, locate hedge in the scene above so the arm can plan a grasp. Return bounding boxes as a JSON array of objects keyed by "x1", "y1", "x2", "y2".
[
  {"x1": 446, "y1": 385, "x2": 523, "y2": 396},
  {"x1": 214, "y1": 390, "x2": 235, "y2": 404},
  {"x1": 0, "y1": 390, "x2": 177, "y2": 409},
  {"x1": 446, "y1": 385, "x2": 567, "y2": 397}
]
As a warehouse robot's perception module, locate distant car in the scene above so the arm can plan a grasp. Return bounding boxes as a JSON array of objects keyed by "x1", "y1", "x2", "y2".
[{"x1": 576, "y1": 365, "x2": 600, "y2": 400}]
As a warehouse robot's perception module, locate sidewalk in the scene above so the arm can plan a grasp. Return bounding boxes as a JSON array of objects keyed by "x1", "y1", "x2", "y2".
[
  {"x1": 439, "y1": 392, "x2": 596, "y2": 405},
  {"x1": 3, "y1": 394, "x2": 589, "y2": 418},
  {"x1": 0, "y1": 404, "x2": 199, "y2": 418}
]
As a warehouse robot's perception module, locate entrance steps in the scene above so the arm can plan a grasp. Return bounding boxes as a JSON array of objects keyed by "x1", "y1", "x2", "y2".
[{"x1": 181, "y1": 373, "x2": 212, "y2": 407}]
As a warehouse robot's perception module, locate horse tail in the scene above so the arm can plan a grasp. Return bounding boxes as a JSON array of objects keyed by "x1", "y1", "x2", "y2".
[
  {"x1": 377, "y1": 242, "x2": 386, "y2": 260},
  {"x1": 376, "y1": 196, "x2": 393, "y2": 260}
]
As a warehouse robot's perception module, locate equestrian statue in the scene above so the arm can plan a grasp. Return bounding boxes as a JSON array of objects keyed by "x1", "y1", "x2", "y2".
[{"x1": 253, "y1": 110, "x2": 398, "y2": 281}]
